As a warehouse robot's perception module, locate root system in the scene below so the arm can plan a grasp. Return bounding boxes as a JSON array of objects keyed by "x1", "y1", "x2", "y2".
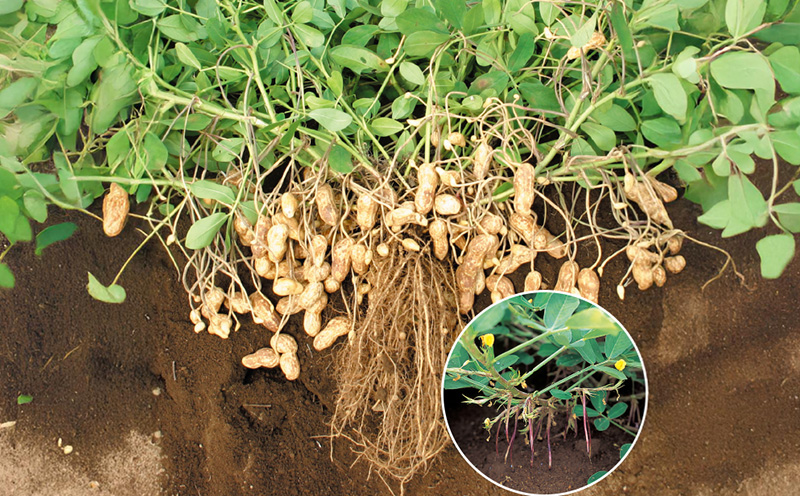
[{"x1": 330, "y1": 246, "x2": 458, "y2": 491}]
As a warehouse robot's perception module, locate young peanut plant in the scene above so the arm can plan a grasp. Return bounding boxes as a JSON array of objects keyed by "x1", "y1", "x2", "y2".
[{"x1": 445, "y1": 292, "x2": 644, "y2": 471}]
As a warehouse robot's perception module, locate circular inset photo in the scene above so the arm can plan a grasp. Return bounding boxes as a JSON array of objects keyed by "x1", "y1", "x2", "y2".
[{"x1": 442, "y1": 291, "x2": 647, "y2": 495}]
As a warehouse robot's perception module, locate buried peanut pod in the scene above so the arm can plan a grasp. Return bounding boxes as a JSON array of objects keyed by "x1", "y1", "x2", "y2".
[{"x1": 1, "y1": 0, "x2": 799, "y2": 491}]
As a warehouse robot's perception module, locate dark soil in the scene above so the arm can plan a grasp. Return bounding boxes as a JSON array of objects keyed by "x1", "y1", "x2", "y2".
[
  {"x1": 2, "y1": 182, "x2": 800, "y2": 495},
  {"x1": 445, "y1": 396, "x2": 631, "y2": 494}
]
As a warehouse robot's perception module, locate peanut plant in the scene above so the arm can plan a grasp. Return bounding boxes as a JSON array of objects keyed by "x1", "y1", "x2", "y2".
[{"x1": 445, "y1": 292, "x2": 644, "y2": 470}]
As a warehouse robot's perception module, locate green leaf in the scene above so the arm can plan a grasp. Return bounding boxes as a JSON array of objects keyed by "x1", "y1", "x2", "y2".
[
  {"x1": 697, "y1": 199, "x2": 731, "y2": 229},
  {"x1": 369, "y1": 117, "x2": 404, "y2": 136},
  {"x1": 309, "y1": 108, "x2": 352, "y2": 132},
  {"x1": 728, "y1": 173, "x2": 768, "y2": 233},
  {"x1": 341, "y1": 25, "x2": 379, "y2": 46},
  {"x1": 0, "y1": 0, "x2": 22, "y2": 15},
  {"x1": 212, "y1": 138, "x2": 244, "y2": 162},
  {"x1": 0, "y1": 263, "x2": 14, "y2": 289},
  {"x1": 570, "y1": 13, "x2": 596, "y2": 48},
  {"x1": 404, "y1": 31, "x2": 450, "y2": 57},
  {"x1": 185, "y1": 212, "x2": 227, "y2": 250},
  {"x1": 573, "y1": 404, "x2": 600, "y2": 417},
  {"x1": 87, "y1": 272, "x2": 126, "y2": 304},
  {"x1": 567, "y1": 308, "x2": 621, "y2": 336},
  {"x1": 590, "y1": 391, "x2": 606, "y2": 413},
  {"x1": 756, "y1": 233, "x2": 795, "y2": 278},
  {"x1": 647, "y1": 73, "x2": 687, "y2": 121},
  {"x1": 144, "y1": 132, "x2": 168, "y2": 171},
  {"x1": 725, "y1": 0, "x2": 766, "y2": 38},
  {"x1": 293, "y1": 1, "x2": 314, "y2": 23},
  {"x1": 592, "y1": 104, "x2": 636, "y2": 132},
  {"x1": 604, "y1": 332, "x2": 633, "y2": 359},
  {"x1": 23, "y1": 190, "x2": 47, "y2": 223},
  {"x1": 596, "y1": 365, "x2": 627, "y2": 380},
  {"x1": 494, "y1": 355, "x2": 518, "y2": 372},
  {"x1": 175, "y1": 42, "x2": 202, "y2": 71},
  {"x1": 593, "y1": 417, "x2": 610, "y2": 431},
  {"x1": 710, "y1": 52, "x2": 775, "y2": 111},
  {"x1": 157, "y1": 15, "x2": 205, "y2": 43},
  {"x1": 507, "y1": 32, "x2": 534, "y2": 72},
  {"x1": 543, "y1": 293, "x2": 580, "y2": 329},
  {"x1": 774, "y1": 203, "x2": 800, "y2": 232},
  {"x1": 399, "y1": 61, "x2": 426, "y2": 86},
  {"x1": 189, "y1": 180, "x2": 236, "y2": 204},
  {"x1": 607, "y1": 402, "x2": 628, "y2": 419},
  {"x1": 0, "y1": 78, "x2": 37, "y2": 118},
  {"x1": 483, "y1": 0, "x2": 500, "y2": 25},
  {"x1": 131, "y1": 0, "x2": 165, "y2": 16},
  {"x1": 436, "y1": 0, "x2": 466, "y2": 29},
  {"x1": 106, "y1": 130, "x2": 131, "y2": 167},
  {"x1": 621, "y1": 443, "x2": 632, "y2": 458},
  {"x1": 35, "y1": 222, "x2": 77, "y2": 256},
  {"x1": 293, "y1": 24, "x2": 324, "y2": 47},
  {"x1": 769, "y1": 46, "x2": 800, "y2": 95},
  {"x1": 641, "y1": 118, "x2": 682, "y2": 148},
  {"x1": 673, "y1": 46, "x2": 701, "y2": 84},
  {"x1": 550, "y1": 388, "x2": 572, "y2": 400},
  {"x1": 772, "y1": 130, "x2": 800, "y2": 165},
  {"x1": 610, "y1": 3, "x2": 634, "y2": 62},
  {"x1": 588, "y1": 471, "x2": 608, "y2": 484},
  {"x1": 328, "y1": 144, "x2": 353, "y2": 174},
  {"x1": 0, "y1": 196, "x2": 31, "y2": 243},
  {"x1": 67, "y1": 37, "x2": 100, "y2": 87},
  {"x1": 16, "y1": 394, "x2": 32, "y2": 405},
  {"x1": 581, "y1": 122, "x2": 616, "y2": 151},
  {"x1": 90, "y1": 62, "x2": 137, "y2": 134},
  {"x1": 396, "y1": 8, "x2": 448, "y2": 35},
  {"x1": 330, "y1": 46, "x2": 388, "y2": 74}
]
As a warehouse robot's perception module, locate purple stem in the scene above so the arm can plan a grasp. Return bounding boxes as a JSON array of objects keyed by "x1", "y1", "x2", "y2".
[
  {"x1": 505, "y1": 409, "x2": 520, "y2": 464},
  {"x1": 581, "y1": 391, "x2": 592, "y2": 458}
]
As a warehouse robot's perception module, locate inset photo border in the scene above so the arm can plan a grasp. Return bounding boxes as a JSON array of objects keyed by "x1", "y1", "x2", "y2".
[{"x1": 442, "y1": 291, "x2": 648, "y2": 495}]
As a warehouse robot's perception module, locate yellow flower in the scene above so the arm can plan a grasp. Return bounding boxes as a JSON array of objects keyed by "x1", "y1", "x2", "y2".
[
  {"x1": 480, "y1": 334, "x2": 495, "y2": 348},
  {"x1": 483, "y1": 418, "x2": 492, "y2": 429},
  {"x1": 615, "y1": 359, "x2": 627, "y2": 371}
]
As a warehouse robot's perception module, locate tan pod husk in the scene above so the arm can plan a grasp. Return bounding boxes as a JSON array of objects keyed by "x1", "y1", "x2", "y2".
[
  {"x1": 664, "y1": 255, "x2": 686, "y2": 274},
  {"x1": 276, "y1": 296, "x2": 303, "y2": 315},
  {"x1": 524, "y1": 270, "x2": 543, "y2": 292},
  {"x1": 313, "y1": 316, "x2": 351, "y2": 351},
  {"x1": 270, "y1": 333, "x2": 298, "y2": 354},
  {"x1": 225, "y1": 291, "x2": 250, "y2": 314},
  {"x1": 414, "y1": 162, "x2": 439, "y2": 215},
  {"x1": 632, "y1": 261, "x2": 654, "y2": 290},
  {"x1": 429, "y1": 219, "x2": 448, "y2": 260},
  {"x1": 331, "y1": 238, "x2": 354, "y2": 282},
  {"x1": 554, "y1": 261, "x2": 580, "y2": 292},
  {"x1": 303, "y1": 311, "x2": 323, "y2": 337},
  {"x1": 267, "y1": 224, "x2": 290, "y2": 262},
  {"x1": 434, "y1": 194, "x2": 462, "y2": 215},
  {"x1": 496, "y1": 244, "x2": 535, "y2": 275},
  {"x1": 653, "y1": 265, "x2": 667, "y2": 287},
  {"x1": 281, "y1": 192, "x2": 299, "y2": 218},
  {"x1": 577, "y1": 268, "x2": 600, "y2": 303},
  {"x1": 102, "y1": 183, "x2": 130, "y2": 237},
  {"x1": 208, "y1": 313, "x2": 232, "y2": 339},
  {"x1": 486, "y1": 275, "x2": 514, "y2": 303},
  {"x1": 316, "y1": 184, "x2": 339, "y2": 226},
  {"x1": 473, "y1": 142, "x2": 493, "y2": 180},
  {"x1": 273, "y1": 278, "x2": 304, "y2": 296},
  {"x1": 280, "y1": 352, "x2": 300, "y2": 380},
  {"x1": 251, "y1": 292, "x2": 281, "y2": 332},
  {"x1": 241, "y1": 347, "x2": 280, "y2": 369},
  {"x1": 513, "y1": 163, "x2": 535, "y2": 216},
  {"x1": 356, "y1": 194, "x2": 378, "y2": 231}
]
